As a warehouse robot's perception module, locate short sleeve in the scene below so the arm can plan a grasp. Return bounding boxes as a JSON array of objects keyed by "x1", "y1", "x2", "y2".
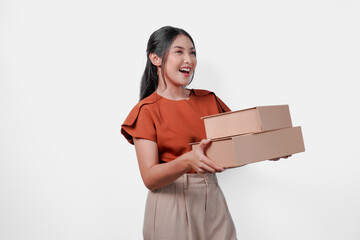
[
  {"x1": 121, "y1": 105, "x2": 157, "y2": 145},
  {"x1": 214, "y1": 94, "x2": 231, "y2": 113}
]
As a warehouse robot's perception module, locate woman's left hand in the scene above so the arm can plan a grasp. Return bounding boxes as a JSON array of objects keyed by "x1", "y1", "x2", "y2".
[{"x1": 269, "y1": 155, "x2": 292, "y2": 161}]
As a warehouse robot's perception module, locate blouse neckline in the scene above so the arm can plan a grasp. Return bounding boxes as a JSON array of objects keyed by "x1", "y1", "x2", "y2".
[{"x1": 155, "y1": 89, "x2": 193, "y2": 102}]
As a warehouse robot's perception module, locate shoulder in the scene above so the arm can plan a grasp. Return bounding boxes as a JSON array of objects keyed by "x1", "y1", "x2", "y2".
[
  {"x1": 122, "y1": 91, "x2": 158, "y2": 127},
  {"x1": 191, "y1": 88, "x2": 220, "y2": 101},
  {"x1": 192, "y1": 88, "x2": 215, "y2": 96},
  {"x1": 134, "y1": 91, "x2": 159, "y2": 111},
  {"x1": 191, "y1": 88, "x2": 231, "y2": 112}
]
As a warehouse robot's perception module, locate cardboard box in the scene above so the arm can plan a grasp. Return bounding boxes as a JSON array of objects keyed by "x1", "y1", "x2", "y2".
[
  {"x1": 190, "y1": 126, "x2": 305, "y2": 168},
  {"x1": 202, "y1": 105, "x2": 293, "y2": 139}
]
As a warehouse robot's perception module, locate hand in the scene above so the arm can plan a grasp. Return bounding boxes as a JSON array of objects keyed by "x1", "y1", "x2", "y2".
[
  {"x1": 187, "y1": 139, "x2": 225, "y2": 174},
  {"x1": 269, "y1": 155, "x2": 292, "y2": 161}
]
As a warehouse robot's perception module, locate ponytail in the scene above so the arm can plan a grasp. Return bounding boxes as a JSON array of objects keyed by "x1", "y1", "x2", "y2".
[{"x1": 140, "y1": 58, "x2": 158, "y2": 100}]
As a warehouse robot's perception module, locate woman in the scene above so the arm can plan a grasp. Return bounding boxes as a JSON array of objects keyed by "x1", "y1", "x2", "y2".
[{"x1": 121, "y1": 26, "x2": 237, "y2": 240}]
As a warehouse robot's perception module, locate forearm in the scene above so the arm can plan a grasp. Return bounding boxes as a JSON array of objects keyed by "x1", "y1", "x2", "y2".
[
  {"x1": 141, "y1": 153, "x2": 191, "y2": 191},
  {"x1": 133, "y1": 138, "x2": 222, "y2": 191}
]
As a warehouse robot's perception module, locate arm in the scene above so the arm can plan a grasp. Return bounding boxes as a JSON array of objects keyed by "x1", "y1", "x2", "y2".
[{"x1": 134, "y1": 138, "x2": 224, "y2": 191}]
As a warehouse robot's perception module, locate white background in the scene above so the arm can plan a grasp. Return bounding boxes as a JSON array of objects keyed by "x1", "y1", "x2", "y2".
[{"x1": 1, "y1": 0, "x2": 359, "y2": 239}]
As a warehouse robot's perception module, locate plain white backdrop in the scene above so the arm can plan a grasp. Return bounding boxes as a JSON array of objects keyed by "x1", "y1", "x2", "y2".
[{"x1": 1, "y1": 0, "x2": 359, "y2": 239}]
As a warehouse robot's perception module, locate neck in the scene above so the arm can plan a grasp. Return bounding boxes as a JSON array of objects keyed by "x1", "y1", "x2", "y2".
[
  {"x1": 156, "y1": 76, "x2": 190, "y2": 100},
  {"x1": 156, "y1": 85, "x2": 190, "y2": 101},
  {"x1": 156, "y1": 68, "x2": 190, "y2": 100}
]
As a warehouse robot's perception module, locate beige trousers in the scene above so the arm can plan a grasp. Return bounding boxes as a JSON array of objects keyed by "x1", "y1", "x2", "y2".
[{"x1": 143, "y1": 173, "x2": 237, "y2": 240}]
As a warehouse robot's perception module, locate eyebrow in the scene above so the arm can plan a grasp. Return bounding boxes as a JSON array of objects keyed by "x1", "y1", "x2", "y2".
[{"x1": 173, "y1": 46, "x2": 196, "y2": 50}]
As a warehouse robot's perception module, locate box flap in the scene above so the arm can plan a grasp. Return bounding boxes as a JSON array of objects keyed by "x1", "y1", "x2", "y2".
[
  {"x1": 201, "y1": 104, "x2": 290, "y2": 120},
  {"x1": 201, "y1": 107, "x2": 257, "y2": 119},
  {"x1": 189, "y1": 136, "x2": 234, "y2": 146}
]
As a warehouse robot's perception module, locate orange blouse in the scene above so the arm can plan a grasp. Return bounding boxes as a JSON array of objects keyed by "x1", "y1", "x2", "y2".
[{"x1": 121, "y1": 89, "x2": 231, "y2": 165}]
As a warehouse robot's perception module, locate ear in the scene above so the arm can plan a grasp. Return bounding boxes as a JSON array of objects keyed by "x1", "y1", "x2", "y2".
[{"x1": 149, "y1": 53, "x2": 162, "y2": 67}]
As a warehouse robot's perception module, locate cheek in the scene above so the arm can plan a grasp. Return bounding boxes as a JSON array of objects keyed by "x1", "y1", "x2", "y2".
[
  {"x1": 166, "y1": 58, "x2": 178, "y2": 69},
  {"x1": 193, "y1": 59, "x2": 198, "y2": 68},
  {"x1": 164, "y1": 60, "x2": 175, "y2": 72}
]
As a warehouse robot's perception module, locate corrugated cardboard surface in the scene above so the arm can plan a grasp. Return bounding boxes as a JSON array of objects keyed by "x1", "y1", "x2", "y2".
[
  {"x1": 202, "y1": 105, "x2": 293, "y2": 139},
  {"x1": 232, "y1": 126, "x2": 304, "y2": 167},
  {"x1": 192, "y1": 126, "x2": 305, "y2": 168}
]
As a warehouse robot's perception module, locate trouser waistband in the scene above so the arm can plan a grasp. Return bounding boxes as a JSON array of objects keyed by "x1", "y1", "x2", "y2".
[{"x1": 172, "y1": 173, "x2": 218, "y2": 189}]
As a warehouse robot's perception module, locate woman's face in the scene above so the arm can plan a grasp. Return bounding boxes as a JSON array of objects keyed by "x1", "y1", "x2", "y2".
[{"x1": 162, "y1": 34, "x2": 197, "y2": 87}]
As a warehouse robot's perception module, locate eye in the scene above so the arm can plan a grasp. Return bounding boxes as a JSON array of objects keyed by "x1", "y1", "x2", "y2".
[
  {"x1": 175, "y1": 50, "x2": 183, "y2": 54},
  {"x1": 191, "y1": 51, "x2": 196, "y2": 56}
]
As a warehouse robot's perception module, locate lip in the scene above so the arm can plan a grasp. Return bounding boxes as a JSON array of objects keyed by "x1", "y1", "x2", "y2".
[
  {"x1": 180, "y1": 72, "x2": 190, "y2": 76},
  {"x1": 179, "y1": 66, "x2": 191, "y2": 72},
  {"x1": 179, "y1": 68, "x2": 191, "y2": 77},
  {"x1": 179, "y1": 66, "x2": 191, "y2": 70}
]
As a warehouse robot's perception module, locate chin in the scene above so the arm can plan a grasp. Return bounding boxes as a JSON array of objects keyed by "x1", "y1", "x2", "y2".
[
  {"x1": 179, "y1": 82, "x2": 190, "y2": 87},
  {"x1": 182, "y1": 78, "x2": 191, "y2": 86}
]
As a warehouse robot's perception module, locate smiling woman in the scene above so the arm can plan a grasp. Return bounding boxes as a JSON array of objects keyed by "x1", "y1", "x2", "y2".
[
  {"x1": 121, "y1": 26, "x2": 237, "y2": 240},
  {"x1": 150, "y1": 34, "x2": 197, "y2": 99}
]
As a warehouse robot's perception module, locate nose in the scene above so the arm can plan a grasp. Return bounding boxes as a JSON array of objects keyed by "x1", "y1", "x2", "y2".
[{"x1": 184, "y1": 53, "x2": 193, "y2": 64}]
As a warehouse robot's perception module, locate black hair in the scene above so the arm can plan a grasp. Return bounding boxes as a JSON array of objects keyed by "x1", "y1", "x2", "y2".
[{"x1": 139, "y1": 26, "x2": 196, "y2": 100}]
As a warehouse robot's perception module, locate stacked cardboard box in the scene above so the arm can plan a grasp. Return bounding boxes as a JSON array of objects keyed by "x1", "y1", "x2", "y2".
[{"x1": 190, "y1": 105, "x2": 305, "y2": 168}]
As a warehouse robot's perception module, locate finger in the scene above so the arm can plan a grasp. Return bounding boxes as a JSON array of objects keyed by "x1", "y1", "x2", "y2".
[
  {"x1": 199, "y1": 138, "x2": 211, "y2": 151},
  {"x1": 197, "y1": 168, "x2": 213, "y2": 174},
  {"x1": 200, "y1": 156, "x2": 224, "y2": 172},
  {"x1": 194, "y1": 167, "x2": 207, "y2": 174},
  {"x1": 199, "y1": 162, "x2": 216, "y2": 173}
]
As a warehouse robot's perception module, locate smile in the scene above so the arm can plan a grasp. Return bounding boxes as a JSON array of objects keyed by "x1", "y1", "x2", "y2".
[{"x1": 179, "y1": 67, "x2": 191, "y2": 73}]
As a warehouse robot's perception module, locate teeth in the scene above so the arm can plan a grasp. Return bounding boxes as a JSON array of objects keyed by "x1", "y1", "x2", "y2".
[{"x1": 180, "y1": 68, "x2": 190, "y2": 73}]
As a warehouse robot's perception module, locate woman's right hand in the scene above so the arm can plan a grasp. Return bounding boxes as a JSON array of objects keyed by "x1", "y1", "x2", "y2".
[{"x1": 187, "y1": 139, "x2": 225, "y2": 174}]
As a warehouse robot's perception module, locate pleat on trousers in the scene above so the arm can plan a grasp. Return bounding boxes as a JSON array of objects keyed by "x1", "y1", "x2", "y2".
[{"x1": 143, "y1": 173, "x2": 237, "y2": 240}]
